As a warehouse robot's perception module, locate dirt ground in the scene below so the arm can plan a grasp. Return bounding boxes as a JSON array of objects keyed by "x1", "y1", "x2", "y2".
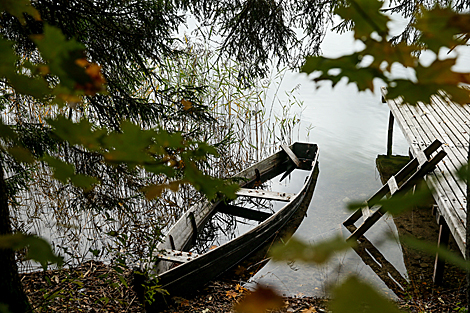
[{"x1": 20, "y1": 261, "x2": 329, "y2": 312}]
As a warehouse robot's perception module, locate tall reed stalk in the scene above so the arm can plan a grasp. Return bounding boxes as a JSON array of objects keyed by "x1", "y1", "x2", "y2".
[{"x1": 3, "y1": 39, "x2": 307, "y2": 273}]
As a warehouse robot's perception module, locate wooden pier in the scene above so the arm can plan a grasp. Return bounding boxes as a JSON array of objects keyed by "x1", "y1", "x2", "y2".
[{"x1": 383, "y1": 88, "x2": 469, "y2": 283}]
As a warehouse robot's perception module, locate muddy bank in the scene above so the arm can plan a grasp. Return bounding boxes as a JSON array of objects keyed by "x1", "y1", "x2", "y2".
[{"x1": 20, "y1": 260, "x2": 329, "y2": 313}]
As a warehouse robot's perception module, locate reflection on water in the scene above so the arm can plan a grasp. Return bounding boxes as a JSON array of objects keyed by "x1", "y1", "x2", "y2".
[
  {"x1": 190, "y1": 164, "x2": 319, "y2": 282},
  {"x1": 192, "y1": 14, "x2": 417, "y2": 298},
  {"x1": 191, "y1": 189, "x2": 274, "y2": 255},
  {"x1": 239, "y1": 19, "x2": 414, "y2": 298},
  {"x1": 206, "y1": 25, "x2": 413, "y2": 297}
]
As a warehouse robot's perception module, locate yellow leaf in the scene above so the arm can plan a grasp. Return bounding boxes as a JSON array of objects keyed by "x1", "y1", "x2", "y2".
[
  {"x1": 181, "y1": 99, "x2": 192, "y2": 110},
  {"x1": 226, "y1": 290, "x2": 238, "y2": 298}
]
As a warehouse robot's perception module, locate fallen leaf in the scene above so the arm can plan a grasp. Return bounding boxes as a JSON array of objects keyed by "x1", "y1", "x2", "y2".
[
  {"x1": 234, "y1": 285, "x2": 284, "y2": 313},
  {"x1": 226, "y1": 290, "x2": 238, "y2": 298}
]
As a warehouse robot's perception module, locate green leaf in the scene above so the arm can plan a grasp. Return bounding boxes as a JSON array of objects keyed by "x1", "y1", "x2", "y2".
[
  {"x1": 103, "y1": 121, "x2": 155, "y2": 165},
  {"x1": 70, "y1": 174, "x2": 99, "y2": 190},
  {"x1": 329, "y1": 276, "x2": 403, "y2": 313},
  {"x1": 388, "y1": 72, "x2": 470, "y2": 106},
  {"x1": 183, "y1": 162, "x2": 239, "y2": 200},
  {"x1": 42, "y1": 155, "x2": 75, "y2": 183},
  {"x1": 270, "y1": 236, "x2": 354, "y2": 264},
  {"x1": 32, "y1": 25, "x2": 98, "y2": 92},
  {"x1": 0, "y1": 119, "x2": 18, "y2": 142},
  {"x1": 302, "y1": 53, "x2": 385, "y2": 92},
  {"x1": 414, "y1": 7, "x2": 463, "y2": 53},
  {"x1": 7, "y1": 146, "x2": 35, "y2": 164},
  {"x1": 363, "y1": 39, "x2": 418, "y2": 71},
  {"x1": 416, "y1": 59, "x2": 470, "y2": 86},
  {"x1": 48, "y1": 116, "x2": 105, "y2": 149},
  {"x1": 347, "y1": 184, "x2": 433, "y2": 216},
  {"x1": 335, "y1": 0, "x2": 390, "y2": 40},
  {"x1": 456, "y1": 162, "x2": 470, "y2": 183},
  {"x1": 0, "y1": 0, "x2": 40, "y2": 24},
  {"x1": 0, "y1": 233, "x2": 63, "y2": 269},
  {"x1": 0, "y1": 38, "x2": 51, "y2": 98},
  {"x1": 387, "y1": 79, "x2": 436, "y2": 105}
]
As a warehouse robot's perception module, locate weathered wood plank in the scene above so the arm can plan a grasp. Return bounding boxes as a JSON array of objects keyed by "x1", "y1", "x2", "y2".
[
  {"x1": 362, "y1": 207, "x2": 372, "y2": 219},
  {"x1": 387, "y1": 176, "x2": 398, "y2": 195},
  {"x1": 395, "y1": 100, "x2": 465, "y2": 203},
  {"x1": 347, "y1": 149, "x2": 446, "y2": 242},
  {"x1": 343, "y1": 139, "x2": 441, "y2": 228},
  {"x1": 384, "y1": 89, "x2": 469, "y2": 257},
  {"x1": 281, "y1": 144, "x2": 301, "y2": 167},
  {"x1": 236, "y1": 188, "x2": 296, "y2": 202},
  {"x1": 156, "y1": 249, "x2": 200, "y2": 263}
]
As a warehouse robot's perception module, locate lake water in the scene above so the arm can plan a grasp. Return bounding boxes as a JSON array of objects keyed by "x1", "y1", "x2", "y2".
[
  {"x1": 250, "y1": 9, "x2": 470, "y2": 297},
  {"x1": 243, "y1": 20, "x2": 415, "y2": 298}
]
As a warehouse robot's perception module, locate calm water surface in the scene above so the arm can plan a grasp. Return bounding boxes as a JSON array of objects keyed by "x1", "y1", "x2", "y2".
[{"x1": 246, "y1": 24, "x2": 413, "y2": 298}]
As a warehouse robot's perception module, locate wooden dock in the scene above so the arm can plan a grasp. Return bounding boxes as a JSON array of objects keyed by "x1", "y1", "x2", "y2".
[{"x1": 383, "y1": 88, "x2": 469, "y2": 266}]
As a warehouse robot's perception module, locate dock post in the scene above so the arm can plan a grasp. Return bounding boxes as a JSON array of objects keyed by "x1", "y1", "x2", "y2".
[
  {"x1": 387, "y1": 111, "x2": 394, "y2": 157},
  {"x1": 433, "y1": 218, "x2": 450, "y2": 285}
]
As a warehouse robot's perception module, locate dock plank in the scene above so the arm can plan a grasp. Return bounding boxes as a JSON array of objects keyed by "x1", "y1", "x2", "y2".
[{"x1": 384, "y1": 92, "x2": 468, "y2": 256}]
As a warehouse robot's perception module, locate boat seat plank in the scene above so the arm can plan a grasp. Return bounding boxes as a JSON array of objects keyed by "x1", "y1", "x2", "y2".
[
  {"x1": 236, "y1": 188, "x2": 296, "y2": 202},
  {"x1": 156, "y1": 249, "x2": 200, "y2": 263},
  {"x1": 416, "y1": 151, "x2": 428, "y2": 167},
  {"x1": 217, "y1": 203, "x2": 272, "y2": 222},
  {"x1": 281, "y1": 144, "x2": 301, "y2": 167}
]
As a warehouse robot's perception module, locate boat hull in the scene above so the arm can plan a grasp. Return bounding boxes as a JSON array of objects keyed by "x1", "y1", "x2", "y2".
[{"x1": 144, "y1": 142, "x2": 319, "y2": 309}]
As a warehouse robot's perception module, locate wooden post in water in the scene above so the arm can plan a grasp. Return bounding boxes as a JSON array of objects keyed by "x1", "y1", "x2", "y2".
[
  {"x1": 387, "y1": 111, "x2": 394, "y2": 157},
  {"x1": 433, "y1": 218, "x2": 450, "y2": 285}
]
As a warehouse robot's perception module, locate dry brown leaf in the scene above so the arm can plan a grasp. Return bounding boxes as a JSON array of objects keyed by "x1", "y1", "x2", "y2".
[
  {"x1": 234, "y1": 285, "x2": 284, "y2": 313},
  {"x1": 226, "y1": 290, "x2": 238, "y2": 298}
]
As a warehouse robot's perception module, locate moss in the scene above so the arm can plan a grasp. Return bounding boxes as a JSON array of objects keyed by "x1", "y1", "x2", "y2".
[{"x1": 376, "y1": 155, "x2": 411, "y2": 184}]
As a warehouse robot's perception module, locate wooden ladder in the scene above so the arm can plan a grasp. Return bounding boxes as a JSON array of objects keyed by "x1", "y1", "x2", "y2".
[{"x1": 343, "y1": 139, "x2": 447, "y2": 242}]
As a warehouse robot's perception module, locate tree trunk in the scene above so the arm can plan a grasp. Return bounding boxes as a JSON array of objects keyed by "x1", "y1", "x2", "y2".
[{"x1": 0, "y1": 160, "x2": 31, "y2": 313}]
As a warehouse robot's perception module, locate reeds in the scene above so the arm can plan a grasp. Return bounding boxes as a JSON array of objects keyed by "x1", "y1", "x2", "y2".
[{"x1": 2, "y1": 39, "x2": 307, "y2": 273}]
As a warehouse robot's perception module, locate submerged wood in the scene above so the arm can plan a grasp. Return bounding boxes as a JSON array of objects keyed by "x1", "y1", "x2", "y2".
[
  {"x1": 141, "y1": 142, "x2": 319, "y2": 310},
  {"x1": 217, "y1": 203, "x2": 272, "y2": 222},
  {"x1": 344, "y1": 139, "x2": 446, "y2": 241}
]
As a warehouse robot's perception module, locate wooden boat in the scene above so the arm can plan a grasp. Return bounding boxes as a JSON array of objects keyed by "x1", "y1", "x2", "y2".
[{"x1": 143, "y1": 142, "x2": 319, "y2": 308}]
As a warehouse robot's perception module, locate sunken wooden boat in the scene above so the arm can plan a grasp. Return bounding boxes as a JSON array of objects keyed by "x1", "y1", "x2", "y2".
[{"x1": 145, "y1": 142, "x2": 319, "y2": 307}]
